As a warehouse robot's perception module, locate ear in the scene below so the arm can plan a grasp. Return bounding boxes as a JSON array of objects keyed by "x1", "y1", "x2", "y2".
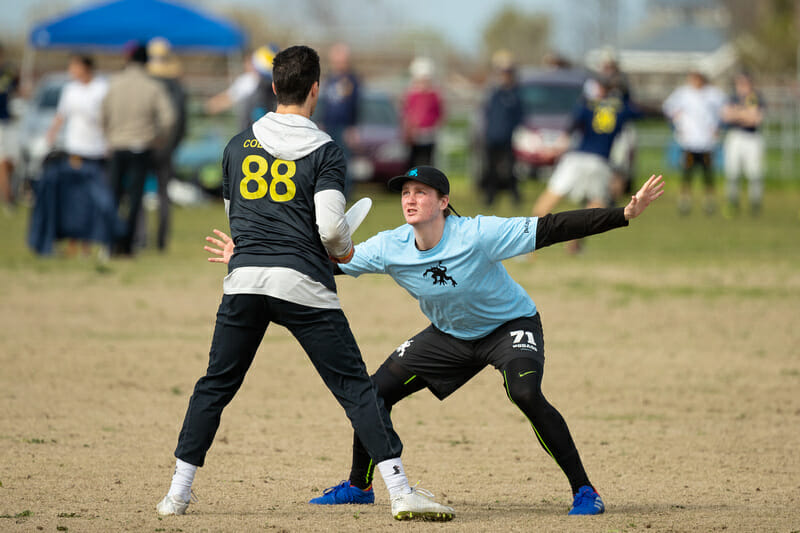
[
  {"x1": 310, "y1": 81, "x2": 319, "y2": 99},
  {"x1": 271, "y1": 81, "x2": 277, "y2": 96},
  {"x1": 440, "y1": 195, "x2": 450, "y2": 211}
]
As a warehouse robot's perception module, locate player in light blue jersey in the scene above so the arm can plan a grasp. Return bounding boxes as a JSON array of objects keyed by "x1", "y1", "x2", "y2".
[{"x1": 206, "y1": 166, "x2": 664, "y2": 516}]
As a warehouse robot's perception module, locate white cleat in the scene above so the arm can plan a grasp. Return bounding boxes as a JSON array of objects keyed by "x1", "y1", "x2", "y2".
[
  {"x1": 156, "y1": 493, "x2": 194, "y2": 516},
  {"x1": 391, "y1": 486, "x2": 455, "y2": 521}
]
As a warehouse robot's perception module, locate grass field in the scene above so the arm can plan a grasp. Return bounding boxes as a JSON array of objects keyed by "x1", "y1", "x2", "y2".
[{"x1": 1, "y1": 171, "x2": 799, "y2": 532}]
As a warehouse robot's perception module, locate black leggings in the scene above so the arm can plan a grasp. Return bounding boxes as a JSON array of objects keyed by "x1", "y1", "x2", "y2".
[
  {"x1": 175, "y1": 294, "x2": 402, "y2": 468},
  {"x1": 348, "y1": 357, "x2": 591, "y2": 494}
]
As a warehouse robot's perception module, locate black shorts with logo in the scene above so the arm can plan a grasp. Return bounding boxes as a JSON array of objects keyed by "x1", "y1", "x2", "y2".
[{"x1": 388, "y1": 313, "x2": 545, "y2": 400}]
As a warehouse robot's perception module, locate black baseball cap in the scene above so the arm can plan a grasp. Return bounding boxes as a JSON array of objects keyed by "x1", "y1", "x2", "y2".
[{"x1": 387, "y1": 166, "x2": 460, "y2": 216}]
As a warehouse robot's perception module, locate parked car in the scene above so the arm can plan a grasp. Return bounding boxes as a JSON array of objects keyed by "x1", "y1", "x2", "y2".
[
  {"x1": 313, "y1": 89, "x2": 408, "y2": 183},
  {"x1": 471, "y1": 68, "x2": 590, "y2": 182},
  {"x1": 17, "y1": 73, "x2": 68, "y2": 185},
  {"x1": 511, "y1": 68, "x2": 588, "y2": 176}
]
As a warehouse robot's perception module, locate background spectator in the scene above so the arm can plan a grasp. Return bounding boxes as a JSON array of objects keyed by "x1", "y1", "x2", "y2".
[
  {"x1": 46, "y1": 54, "x2": 108, "y2": 161},
  {"x1": 44, "y1": 53, "x2": 110, "y2": 256},
  {"x1": 481, "y1": 50, "x2": 523, "y2": 206},
  {"x1": 401, "y1": 56, "x2": 444, "y2": 168},
  {"x1": 0, "y1": 42, "x2": 19, "y2": 209},
  {"x1": 532, "y1": 76, "x2": 641, "y2": 252},
  {"x1": 662, "y1": 70, "x2": 726, "y2": 215},
  {"x1": 722, "y1": 71, "x2": 766, "y2": 216},
  {"x1": 318, "y1": 42, "x2": 360, "y2": 198},
  {"x1": 147, "y1": 37, "x2": 187, "y2": 251},
  {"x1": 204, "y1": 46, "x2": 279, "y2": 131},
  {"x1": 101, "y1": 42, "x2": 175, "y2": 256}
]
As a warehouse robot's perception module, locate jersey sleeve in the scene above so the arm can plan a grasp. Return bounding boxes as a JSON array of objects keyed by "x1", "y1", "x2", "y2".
[
  {"x1": 314, "y1": 142, "x2": 346, "y2": 194},
  {"x1": 535, "y1": 207, "x2": 628, "y2": 249},
  {"x1": 475, "y1": 216, "x2": 538, "y2": 261},
  {"x1": 567, "y1": 104, "x2": 586, "y2": 134},
  {"x1": 338, "y1": 233, "x2": 386, "y2": 277}
]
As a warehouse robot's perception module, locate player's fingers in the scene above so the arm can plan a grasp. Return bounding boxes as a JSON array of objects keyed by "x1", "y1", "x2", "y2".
[
  {"x1": 206, "y1": 236, "x2": 225, "y2": 248},
  {"x1": 204, "y1": 245, "x2": 223, "y2": 256},
  {"x1": 650, "y1": 175, "x2": 663, "y2": 189},
  {"x1": 208, "y1": 257, "x2": 224, "y2": 263},
  {"x1": 212, "y1": 229, "x2": 231, "y2": 243}
]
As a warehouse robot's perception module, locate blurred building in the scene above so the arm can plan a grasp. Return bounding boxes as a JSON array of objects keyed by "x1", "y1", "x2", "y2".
[{"x1": 586, "y1": 0, "x2": 736, "y2": 105}]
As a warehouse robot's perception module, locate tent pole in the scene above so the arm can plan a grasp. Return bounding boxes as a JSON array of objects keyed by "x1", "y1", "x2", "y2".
[
  {"x1": 20, "y1": 46, "x2": 36, "y2": 97},
  {"x1": 227, "y1": 49, "x2": 242, "y2": 84}
]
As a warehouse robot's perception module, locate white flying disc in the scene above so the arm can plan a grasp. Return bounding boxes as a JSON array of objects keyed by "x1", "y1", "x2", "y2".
[{"x1": 345, "y1": 197, "x2": 372, "y2": 237}]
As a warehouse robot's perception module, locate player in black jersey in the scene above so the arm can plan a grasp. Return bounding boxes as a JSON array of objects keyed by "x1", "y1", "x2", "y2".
[{"x1": 156, "y1": 45, "x2": 454, "y2": 521}]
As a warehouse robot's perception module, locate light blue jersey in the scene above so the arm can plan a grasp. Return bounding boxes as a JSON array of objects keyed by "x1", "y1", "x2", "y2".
[{"x1": 340, "y1": 215, "x2": 539, "y2": 340}]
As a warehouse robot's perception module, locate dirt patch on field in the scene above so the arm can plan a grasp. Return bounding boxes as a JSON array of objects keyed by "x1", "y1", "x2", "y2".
[{"x1": 1, "y1": 258, "x2": 798, "y2": 532}]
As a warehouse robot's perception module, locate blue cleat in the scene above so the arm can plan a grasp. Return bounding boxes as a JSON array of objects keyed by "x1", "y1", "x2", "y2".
[
  {"x1": 309, "y1": 481, "x2": 375, "y2": 505},
  {"x1": 568, "y1": 485, "x2": 605, "y2": 515}
]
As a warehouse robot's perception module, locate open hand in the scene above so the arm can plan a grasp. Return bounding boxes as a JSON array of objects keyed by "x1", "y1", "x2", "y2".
[
  {"x1": 204, "y1": 229, "x2": 234, "y2": 264},
  {"x1": 624, "y1": 174, "x2": 665, "y2": 220}
]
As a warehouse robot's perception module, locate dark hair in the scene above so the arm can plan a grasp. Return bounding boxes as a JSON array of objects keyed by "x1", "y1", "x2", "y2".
[
  {"x1": 129, "y1": 43, "x2": 148, "y2": 64},
  {"x1": 70, "y1": 54, "x2": 94, "y2": 71},
  {"x1": 271, "y1": 45, "x2": 320, "y2": 106}
]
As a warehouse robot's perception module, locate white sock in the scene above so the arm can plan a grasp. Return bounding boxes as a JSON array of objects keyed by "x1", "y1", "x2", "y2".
[
  {"x1": 376, "y1": 457, "x2": 411, "y2": 497},
  {"x1": 167, "y1": 458, "x2": 197, "y2": 502}
]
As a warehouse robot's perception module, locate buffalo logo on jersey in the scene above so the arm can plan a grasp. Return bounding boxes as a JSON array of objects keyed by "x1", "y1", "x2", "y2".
[{"x1": 423, "y1": 261, "x2": 457, "y2": 287}]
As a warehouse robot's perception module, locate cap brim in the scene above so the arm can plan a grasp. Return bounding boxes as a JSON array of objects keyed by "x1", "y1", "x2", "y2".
[{"x1": 387, "y1": 175, "x2": 412, "y2": 192}]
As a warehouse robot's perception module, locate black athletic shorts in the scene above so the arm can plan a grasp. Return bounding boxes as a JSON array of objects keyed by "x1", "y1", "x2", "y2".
[{"x1": 388, "y1": 314, "x2": 545, "y2": 400}]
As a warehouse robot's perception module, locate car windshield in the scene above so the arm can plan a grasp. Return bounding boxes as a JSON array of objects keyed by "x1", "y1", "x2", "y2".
[
  {"x1": 519, "y1": 83, "x2": 583, "y2": 115},
  {"x1": 359, "y1": 95, "x2": 396, "y2": 126},
  {"x1": 313, "y1": 93, "x2": 397, "y2": 126},
  {"x1": 36, "y1": 83, "x2": 64, "y2": 110}
]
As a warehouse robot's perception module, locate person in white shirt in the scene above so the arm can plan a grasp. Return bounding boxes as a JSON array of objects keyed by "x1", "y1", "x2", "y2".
[
  {"x1": 662, "y1": 70, "x2": 726, "y2": 215},
  {"x1": 45, "y1": 54, "x2": 110, "y2": 256},
  {"x1": 47, "y1": 54, "x2": 108, "y2": 160}
]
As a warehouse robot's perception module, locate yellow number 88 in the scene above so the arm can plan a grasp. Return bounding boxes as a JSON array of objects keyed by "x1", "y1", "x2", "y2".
[{"x1": 240, "y1": 155, "x2": 297, "y2": 202}]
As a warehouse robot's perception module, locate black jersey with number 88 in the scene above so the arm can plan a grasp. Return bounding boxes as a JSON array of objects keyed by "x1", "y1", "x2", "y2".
[{"x1": 222, "y1": 128, "x2": 346, "y2": 292}]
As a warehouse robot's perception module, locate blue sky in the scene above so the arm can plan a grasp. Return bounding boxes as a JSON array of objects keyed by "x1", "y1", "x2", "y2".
[{"x1": 1, "y1": 0, "x2": 649, "y2": 59}]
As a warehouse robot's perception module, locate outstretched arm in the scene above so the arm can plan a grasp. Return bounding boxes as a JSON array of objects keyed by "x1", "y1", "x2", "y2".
[{"x1": 535, "y1": 175, "x2": 664, "y2": 249}]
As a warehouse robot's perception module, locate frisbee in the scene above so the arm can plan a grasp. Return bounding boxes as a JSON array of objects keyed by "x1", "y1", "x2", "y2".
[{"x1": 345, "y1": 197, "x2": 372, "y2": 237}]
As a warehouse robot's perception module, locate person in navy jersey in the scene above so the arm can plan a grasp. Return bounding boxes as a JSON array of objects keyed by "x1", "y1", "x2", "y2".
[
  {"x1": 722, "y1": 72, "x2": 766, "y2": 215},
  {"x1": 207, "y1": 166, "x2": 664, "y2": 516},
  {"x1": 157, "y1": 46, "x2": 453, "y2": 522},
  {"x1": 533, "y1": 77, "x2": 641, "y2": 218},
  {"x1": 317, "y1": 43, "x2": 360, "y2": 198},
  {"x1": 481, "y1": 50, "x2": 524, "y2": 206}
]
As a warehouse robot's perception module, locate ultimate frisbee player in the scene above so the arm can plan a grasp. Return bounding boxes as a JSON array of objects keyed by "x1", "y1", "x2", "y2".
[
  {"x1": 209, "y1": 166, "x2": 663, "y2": 515},
  {"x1": 157, "y1": 46, "x2": 453, "y2": 522}
]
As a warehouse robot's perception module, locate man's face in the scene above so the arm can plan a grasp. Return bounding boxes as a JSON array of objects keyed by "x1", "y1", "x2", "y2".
[
  {"x1": 329, "y1": 44, "x2": 350, "y2": 74},
  {"x1": 735, "y1": 76, "x2": 752, "y2": 96},
  {"x1": 401, "y1": 180, "x2": 447, "y2": 226},
  {"x1": 688, "y1": 72, "x2": 704, "y2": 88},
  {"x1": 68, "y1": 59, "x2": 88, "y2": 82}
]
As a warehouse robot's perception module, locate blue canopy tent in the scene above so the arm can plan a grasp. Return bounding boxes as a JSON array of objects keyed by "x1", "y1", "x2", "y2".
[{"x1": 28, "y1": 0, "x2": 246, "y2": 52}]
